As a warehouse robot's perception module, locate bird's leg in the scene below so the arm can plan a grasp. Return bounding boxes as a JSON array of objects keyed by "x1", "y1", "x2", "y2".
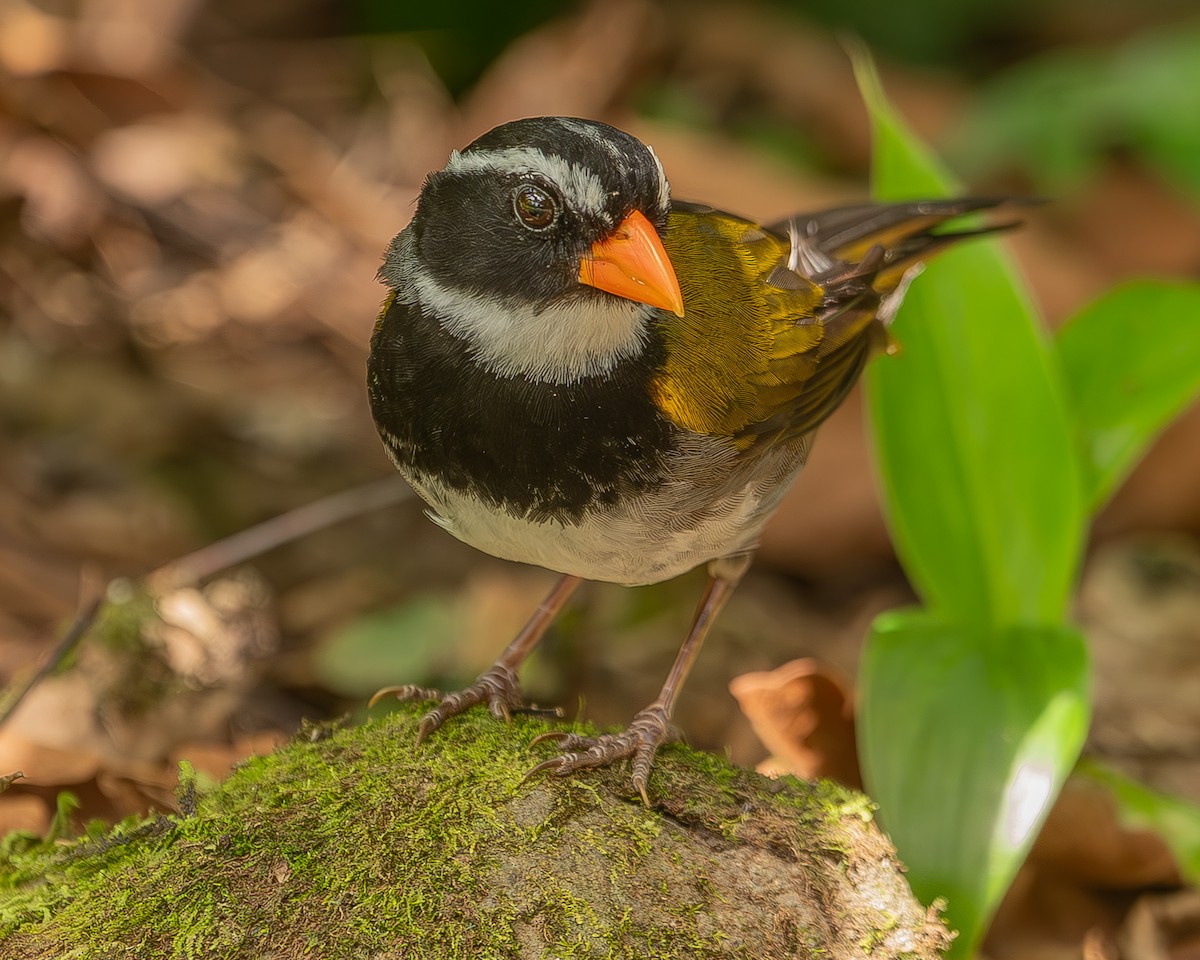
[
  {"x1": 370, "y1": 573, "x2": 584, "y2": 743},
  {"x1": 528, "y1": 554, "x2": 751, "y2": 803}
]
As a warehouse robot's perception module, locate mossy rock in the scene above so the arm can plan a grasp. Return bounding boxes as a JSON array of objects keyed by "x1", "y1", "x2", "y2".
[{"x1": 0, "y1": 705, "x2": 951, "y2": 958}]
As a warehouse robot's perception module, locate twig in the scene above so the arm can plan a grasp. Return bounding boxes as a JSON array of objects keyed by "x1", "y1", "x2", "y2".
[
  {"x1": 0, "y1": 478, "x2": 412, "y2": 730},
  {"x1": 0, "y1": 771, "x2": 25, "y2": 793},
  {"x1": 0, "y1": 586, "x2": 105, "y2": 728},
  {"x1": 147, "y1": 476, "x2": 411, "y2": 591}
]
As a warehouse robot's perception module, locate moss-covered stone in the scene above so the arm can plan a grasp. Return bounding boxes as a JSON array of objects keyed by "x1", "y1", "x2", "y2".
[{"x1": 0, "y1": 705, "x2": 951, "y2": 959}]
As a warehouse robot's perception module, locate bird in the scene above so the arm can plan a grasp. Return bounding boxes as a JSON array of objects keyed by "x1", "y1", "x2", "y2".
[{"x1": 367, "y1": 116, "x2": 1017, "y2": 802}]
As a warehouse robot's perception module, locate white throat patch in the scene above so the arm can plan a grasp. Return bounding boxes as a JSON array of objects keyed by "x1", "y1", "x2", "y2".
[{"x1": 406, "y1": 268, "x2": 651, "y2": 384}]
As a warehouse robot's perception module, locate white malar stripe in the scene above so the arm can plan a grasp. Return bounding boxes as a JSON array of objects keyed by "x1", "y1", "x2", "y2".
[
  {"x1": 406, "y1": 268, "x2": 651, "y2": 383},
  {"x1": 443, "y1": 147, "x2": 609, "y2": 221}
]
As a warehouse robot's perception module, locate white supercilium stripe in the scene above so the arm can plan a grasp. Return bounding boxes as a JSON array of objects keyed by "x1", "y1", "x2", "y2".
[
  {"x1": 406, "y1": 268, "x2": 650, "y2": 383},
  {"x1": 443, "y1": 147, "x2": 610, "y2": 220},
  {"x1": 645, "y1": 145, "x2": 671, "y2": 215},
  {"x1": 553, "y1": 119, "x2": 671, "y2": 216}
]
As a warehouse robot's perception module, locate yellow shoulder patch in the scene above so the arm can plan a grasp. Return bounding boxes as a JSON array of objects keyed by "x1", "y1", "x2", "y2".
[{"x1": 649, "y1": 209, "x2": 824, "y2": 439}]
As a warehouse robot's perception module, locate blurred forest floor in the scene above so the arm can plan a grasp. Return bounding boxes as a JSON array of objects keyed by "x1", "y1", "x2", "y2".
[{"x1": 2, "y1": 0, "x2": 1200, "y2": 956}]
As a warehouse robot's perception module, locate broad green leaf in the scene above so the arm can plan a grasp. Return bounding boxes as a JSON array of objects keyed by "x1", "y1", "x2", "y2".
[
  {"x1": 1056, "y1": 280, "x2": 1200, "y2": 510},
  {"x1": 853, "y1": 51, "x2": 1085, "y2": 624},
  {"x1": 952, "y1": 25, "x2": 1200, "y2": 200},
  {"x1": 1078, "y1": 759, "x2": 1200, "y2": 885},
  {"x1": 858, "y1": 612, "x2": 1090, "y2": 956},
  {"x1": 315, "y1": 594, "x2": 464, "y2": 696},
  {"x1": 1115, "y1": 26, "x2": 1200, "y2": 199},
  {"x1": 852, "y1": 48, "x2": 959, "y2": 197},
  {"x1": 953, "y1": 50, "x2": 1114, "y2": 191}
]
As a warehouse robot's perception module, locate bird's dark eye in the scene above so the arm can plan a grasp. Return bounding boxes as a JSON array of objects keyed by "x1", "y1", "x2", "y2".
[{"x1": 513, "y1": 184, "x2": 557, "y2": 230}]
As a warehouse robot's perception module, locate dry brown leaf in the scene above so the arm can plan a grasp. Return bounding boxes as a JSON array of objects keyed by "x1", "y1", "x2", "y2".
[
  {"x1": 90, "y1": 114, "x2": 242, "y2": 206},
  {"x1": 1079, "y1": 539, "x2": 1200, "y2": 802},
  {"x1": 0, "y1": 731, "x2": 101, "y2": 786},
  {"x1": 171, "y1": 729, "x2": 286, "y2": 782},
  {"x1": 74, "y1": 0, "x2": 200, "y2": 78},
  {"x1": 96, "y1": 767, "x2": 179, "y2": 815},
  {"x1": 3, "y1": 133, "x2": 107, "y2": 247},
  {"x1": 985, "y1": 774, "x2": 1186, "y2": 960},
  {"x1": 147, "y1": 570, "x2": 278, "y2": 688},
  {"x1": 462, "y1": 0, "x2": 658, "y2": 135},
  {"x1": 1120, "y1": 891, "x2": 1200, "y2": 960},
  {"x1": 1095, "y1": 412, "x2": 1200, "y2": 555},
  {"x1": 0, "y1": 1, "x2": 70, "y2": 77},
  {"x1": 1033, "y1": 778, "x2": 1181, "y2": 890},
  {"x1": 0, "y1": 672, "x2": 104, "y2": 764},
  {"x1": 0, "y1": 794, "x2": 51, "y2": 835},
  {"x1": 729, "y1": 657, "x2": 861, "y2": 787},
  {"x1": 986, "y1": 862, "x2": 1133, "y2": 960}
]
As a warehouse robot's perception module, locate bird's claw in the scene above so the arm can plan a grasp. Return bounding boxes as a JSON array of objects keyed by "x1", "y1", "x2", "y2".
[
  {"x1": 370, "y1": 664, "x2": 549, "y2": 744},
  {"x1": 527, "y1": 730, "x2": 571, "y2": 749},
  {"x1": 524, "y1": 704, "x2": 673, "y2": 804},
  {"x1": 367, "y1": 684, "x2": 442, "y2": 709}
]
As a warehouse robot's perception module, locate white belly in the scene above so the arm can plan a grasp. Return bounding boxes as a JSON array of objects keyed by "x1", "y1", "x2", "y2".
[{"x1": 402, "y1": 438, "x2": 808, "y2": 586}]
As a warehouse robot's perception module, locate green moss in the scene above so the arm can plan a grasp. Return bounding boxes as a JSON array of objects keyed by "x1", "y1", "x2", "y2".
[
  {"x1": 0, "y1": 705, "x2": 949, "y2": 959},
  {"x1": 92, "y1": 580, "x2": 156, "y2": 654}
]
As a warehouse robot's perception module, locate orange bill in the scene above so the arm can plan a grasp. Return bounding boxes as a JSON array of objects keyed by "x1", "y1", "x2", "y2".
[{"x1": 578, "y1": 210, "x2": 685, "y2": 317}]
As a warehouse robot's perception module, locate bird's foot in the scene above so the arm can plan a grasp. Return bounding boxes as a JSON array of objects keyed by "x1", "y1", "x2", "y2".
[
  {"x1": 526, "y1": 702, "x2": 673, "y2": 804},
  {"x1": 369, "y1": 665, "x2": 560, "y2": 744}
]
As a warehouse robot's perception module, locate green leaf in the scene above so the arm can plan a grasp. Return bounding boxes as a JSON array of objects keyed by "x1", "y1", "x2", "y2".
[
  {"x1": 1078, "y1": 759, "x2": 1200, "y2": 885},
  {"x1": 858, "y1": 612, "x2": 1090, "y2": 956},
  {"x1": 953, "y1": 22, "x2": 1200, "y2": 200},
  {"x1": 314, "y1": 594, "x2": 465, "y2": 696},
  {"x1": 852, "y1": 50, "x2": 1085, "y2": 624},
  {"x1": 851, "y1": 47, "x2": 960, "y2": 198},
  {"x1": 952, "y1": 49, "x2": 1116, "y2": 192},
  {"x1": 1115, "y1": 26, "x2": 1200, "y2": 198},
  {"x1": 1056, "y1": 279, "x2": 1200, "y2": 510}
]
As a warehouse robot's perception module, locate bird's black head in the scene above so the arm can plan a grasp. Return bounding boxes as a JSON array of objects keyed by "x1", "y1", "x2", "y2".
[{"x1": 407, "y1": 117, "x2": 672, "y2": 306}]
